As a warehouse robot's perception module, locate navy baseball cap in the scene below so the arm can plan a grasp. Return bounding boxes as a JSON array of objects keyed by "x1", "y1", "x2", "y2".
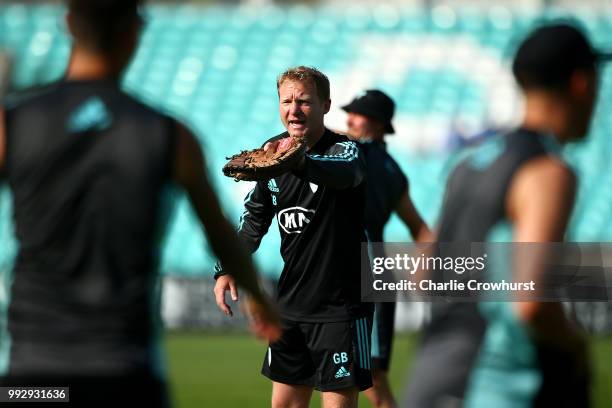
[
  {"x1": 513, "y1": 22, "x2": 612, "y2": 89},
  {"x1": 342, "y1": 90, "x2": 395, "y2": 134}
]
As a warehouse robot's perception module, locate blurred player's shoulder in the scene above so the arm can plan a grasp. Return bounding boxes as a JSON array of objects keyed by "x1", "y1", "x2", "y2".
[
  {"x1": 119, "y1": 89, "x2": 179, "y2": 124},
  {"x1": 3, "y1": 81, "x2": 62, "y2": 111}
]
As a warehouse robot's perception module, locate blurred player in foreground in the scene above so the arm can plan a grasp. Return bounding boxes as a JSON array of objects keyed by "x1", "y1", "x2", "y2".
[
  {"x1": 342, "y1": 90, "x2": 430, "y2": 408},
  {"x1": 0, "y1": 1, "x2": 279, "y2": 407},
  {"x1": 214, "y1": 66, "x2": 373, "y2": 408},
  {"x1": 404, "y1": 22, "x2": 607, "y2": 407}
]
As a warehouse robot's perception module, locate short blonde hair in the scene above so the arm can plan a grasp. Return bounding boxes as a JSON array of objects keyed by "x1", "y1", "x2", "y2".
[{"x1": 277, "y1": 66, "x2": 330, "y2": 102}]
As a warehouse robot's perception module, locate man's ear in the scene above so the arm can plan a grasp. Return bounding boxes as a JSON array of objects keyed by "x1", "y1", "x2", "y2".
[
  {"x1": 569, "y1": 69, "x2": 592, "y2": 101},
  {"x1": 323, "y1": 98, "x2": 331, "y2": 114}
]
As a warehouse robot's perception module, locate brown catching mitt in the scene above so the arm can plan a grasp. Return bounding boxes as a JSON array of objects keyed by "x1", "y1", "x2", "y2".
[{"x1": 223, "y1": 136, "x2": 306, "y2": 181}]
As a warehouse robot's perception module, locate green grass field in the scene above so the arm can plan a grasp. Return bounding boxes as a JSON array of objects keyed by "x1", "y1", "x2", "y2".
[{"x1": 165, "y1": 332, "x2": 612, "y2": 408}]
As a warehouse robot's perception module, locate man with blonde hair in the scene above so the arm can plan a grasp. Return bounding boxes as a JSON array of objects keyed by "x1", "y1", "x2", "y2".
[{"x1": 215, "y1": 66, "x2": 374, "y2": 408}]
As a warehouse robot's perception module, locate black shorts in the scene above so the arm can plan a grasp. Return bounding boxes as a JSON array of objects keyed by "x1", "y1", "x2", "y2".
[
  {"x1": 261, "y1": 317, "x2": 373, "y2": 392},
  {"x1": 371, "y1": 302, "x2": 396, "y2": 371}
]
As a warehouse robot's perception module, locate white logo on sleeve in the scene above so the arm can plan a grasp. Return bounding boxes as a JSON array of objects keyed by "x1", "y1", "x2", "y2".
[{"x1": 277, "y1": 207, "x2": 315, "y2": 234}]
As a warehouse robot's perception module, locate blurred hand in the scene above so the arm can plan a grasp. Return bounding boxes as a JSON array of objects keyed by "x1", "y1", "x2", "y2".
[
  {"x1": 242, "y1": 295, "x2": 282, "y2": 343},
  {"x1": 263, "y1": 137, "x2": 294, "y2": 155},
  {"x1": 213, "y1": 274, "x2": 239, "y2": 316}
]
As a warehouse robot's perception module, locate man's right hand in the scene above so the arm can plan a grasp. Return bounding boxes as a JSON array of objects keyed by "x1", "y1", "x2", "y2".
[{"x1": 214, "y1": 274, "x2": 239, "y2": 316}]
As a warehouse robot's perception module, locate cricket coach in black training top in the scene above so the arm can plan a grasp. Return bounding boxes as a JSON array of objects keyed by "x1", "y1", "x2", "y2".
[{"x1": 214, "y1": 66, "x2": 374, "y2": 408}]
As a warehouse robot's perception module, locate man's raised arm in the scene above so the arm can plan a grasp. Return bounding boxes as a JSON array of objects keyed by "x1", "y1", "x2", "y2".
[{"x1": 297, "y1": 140, "x2": 365, "y2": 189}]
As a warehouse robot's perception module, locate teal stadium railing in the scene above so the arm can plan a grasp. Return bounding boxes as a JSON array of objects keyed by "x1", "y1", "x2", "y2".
[{"x1": 1, "y1": 4, "x2": 612, "y2": 277}]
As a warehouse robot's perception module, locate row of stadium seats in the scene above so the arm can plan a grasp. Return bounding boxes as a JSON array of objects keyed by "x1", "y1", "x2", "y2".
[{"x1": 2, "y1": 4, "x2": 612, "y2": 277}]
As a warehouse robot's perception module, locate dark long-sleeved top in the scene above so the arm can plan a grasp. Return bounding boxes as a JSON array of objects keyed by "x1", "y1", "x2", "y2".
[{"x1": 238, "y1": 128, "x2": 372, "y2": 322}]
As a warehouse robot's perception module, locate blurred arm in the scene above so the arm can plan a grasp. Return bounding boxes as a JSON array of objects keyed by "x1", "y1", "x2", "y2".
[
  {"x1": 212, "y1": 175, "x2": 274, "y2": 316},
  {"x1": 395, "y1": 185, "x2": 432, "y2": 242},
  {"x1": 507, "y1": 156, "x2": 583, "y2": 350},
  {"x1": 213, "y1": 180, "x2": 275, "y2": 295},
  {"x1": 171, "y1": 123, "x2": 266, "y2": 303}
]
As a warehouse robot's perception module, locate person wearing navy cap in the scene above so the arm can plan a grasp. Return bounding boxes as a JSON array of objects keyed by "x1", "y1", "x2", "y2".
[{"x1": 343, "y1": 89, "x2": 430, "y2": 408}]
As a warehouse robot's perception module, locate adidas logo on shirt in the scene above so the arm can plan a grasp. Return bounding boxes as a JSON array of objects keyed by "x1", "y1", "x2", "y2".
[
  {"x1": 334, "y1": 366, "x2": 351, "y2": 379},
  {"x1": 267, "y1": 179, "x2": 280, "y2": 193}
]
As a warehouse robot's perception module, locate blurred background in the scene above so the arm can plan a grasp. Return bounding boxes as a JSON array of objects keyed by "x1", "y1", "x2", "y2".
[{"x1": 0, "y1": 0, "x2": 611, "y2": 406}]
